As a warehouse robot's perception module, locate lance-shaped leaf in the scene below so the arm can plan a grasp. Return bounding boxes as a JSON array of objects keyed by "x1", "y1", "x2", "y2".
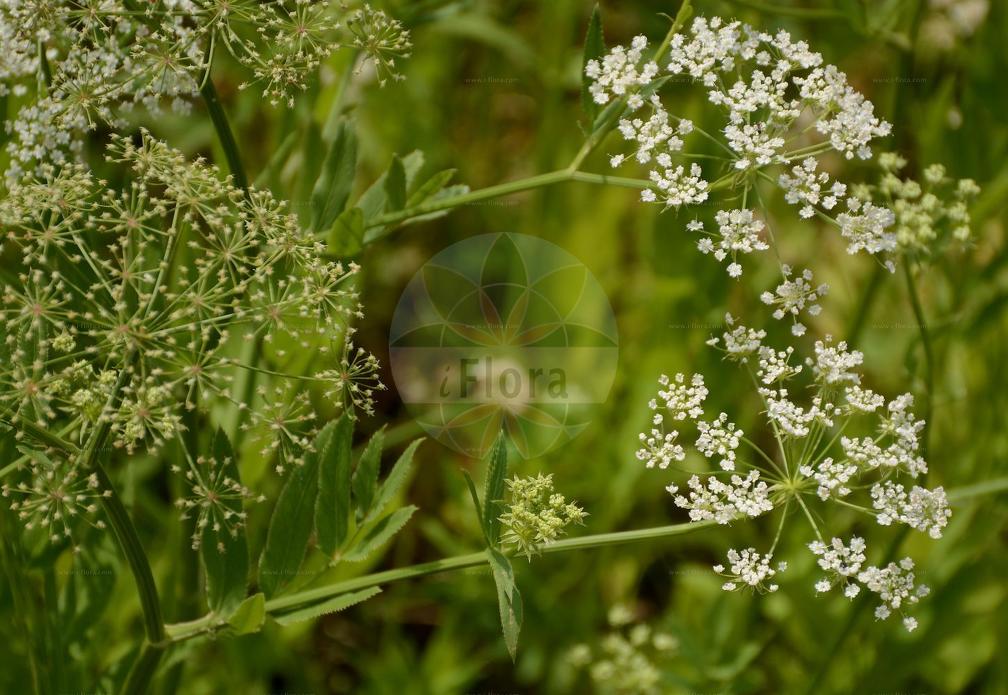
[
  {"x1": 342, "y1": 505, "x2": 417, "y2": 563},
  {"x1": 273, "y1": 587, "x2": 382, "y2": 627},
  {"x1": 310, "y1": 119, "x2": 358, "y2": 233},
  {"x1": 384, "y1": 154, "x2": 407, "y2": 212},
  {"x1": 365, "y1": 439, "x2": 423, "y2": 524},
  {"x1": 483, "y1": 432, "x2": 509, "y2": 546},
  {"x1": 406, "y1": 169, "x2": 457, "y2": 208},
  {"x1": 328, "y1": 206, "x2": 364, "y2": 256},
  {"x1": 487, "y1": 547, "x2": 523, "y2": 661},
  {"x1": 258, "y1": 430, "x2": 326, "y2": 597},
  {"x1": 316, "y1": 417, "x2": 353, "y2": 557},
  {"x1": 352, "y1": 426, "x2": 385, "y2": 521},
  {"x1": 462, "y1": 469, "x2": 490, "y2": 545},
  {"x1": 202, "y1": 428, "x2": 249, "y2": 615}
]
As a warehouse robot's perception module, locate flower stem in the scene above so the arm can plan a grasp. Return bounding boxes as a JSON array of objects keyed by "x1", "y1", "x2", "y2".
[
  {"x1": 164, "y1": 519, "x2": 716, "y2": 641},
  {"x1": 364, "y1": 169, "x2": 649, "y2": 239},
  {"x1": 902, "y1": 261, "x2": 934, "y2": 458}
]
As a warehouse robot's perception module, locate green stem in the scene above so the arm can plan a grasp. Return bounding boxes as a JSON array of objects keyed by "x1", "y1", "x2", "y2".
[
  {"x1": 164, "y1": 519, "x2": 716, "y2": 641},
  {"x1": 845, "y1": 263, "x2": 885, "y2": 347},
  {"x1": 366, "y1": 169, "x2": 577, "y2": 233},
  {"x1": 364, "y1": 168, "x2": 735, "y2": 241},
  {"x1": 903, "y1": 261, "x2": 934, "y2": 458},
  {"x1": 91, "y1": 449, "x2": 165, "y2": 644},
  {"x1": 199, "y1": 78, "x2": 249, "y2": 192},
  {"x1": 121, "y1": 642, "x2": 168, "y2": 695}
]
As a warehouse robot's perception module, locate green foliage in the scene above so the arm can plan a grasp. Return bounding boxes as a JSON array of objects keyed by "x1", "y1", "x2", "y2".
[
  {"x1": 201, "y1": 429, "x2": 249, "y2": 615},
  {"x1": 258, "y1": 429, "x2": 325, "y2": 597},
  {"x1": 482, "y1": 432, "x2": 510, "y2": 547},
  {"x1": 315, "y1": 416, "x2": 353, "y2": 556},
  {"x1": 309, "y1": 119, "x2": 358, "y2": 233},
  {"x1": 226, "y1": 593, "x2": 266, "y2": 635},
  {"x1": 273, "y1": 587, "x2": 382, "y2": 627}
]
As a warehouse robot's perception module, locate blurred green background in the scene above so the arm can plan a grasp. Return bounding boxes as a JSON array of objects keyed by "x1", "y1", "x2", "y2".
[{"x1": 4, "y1": 0, "x2": 1008, "y2": 693}]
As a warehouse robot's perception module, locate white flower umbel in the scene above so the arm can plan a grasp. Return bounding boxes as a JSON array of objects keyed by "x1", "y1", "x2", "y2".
[
  {"x1": 871, "y1": 482, "x2": 951, "y2": 539},
  {"x1": 714, "y1": 548, "x2": 785, "y2": 593},
  {"x1": 858, "y1": 558, "x2": 930, "y2": 631},
  {"x1": 643, "y1": 162, "x2": 709, "y2": 209},
  {"x1": 809, "y1": 536, "x2": 866, "y2": 597},
  {"x1": 706, "y1": 313, "x2": 766, "y2": 361},
  {"x1": 799, "y1": 457, "x2": 858, "y2": 500},
  {"x1": 779, "y1": 157, "x2": 846, "y2": 219},
  {"x1": 585, "y1": 36, "x2": 659, "y2": 105},
  {"x1": 837, "y1": 198, "x2": 897, "y2": 255},
  {"x1": 637, "y1": 322, "x2": 945, "y2": 630},
  {"x1": 672, "y1": 471, "x2": 773, "y2": 524},
  {"x1": 695, "y1": 413, "x2": 743, "y2": 471},
  {"x1": 760, "y1": 266, "x2": 828, "y2": 336},
  {"x1": 586, "y1": 14, "x2": 897, "y2": 278},
  {"x1": 653, "y1": 373, "x2": 708, "y2": 421},
  {"x1": 636, "y1": 419, "x2": 686, "y2": 470},
  {"x1": 692, "y1": 209, "x2": 769, "y2": 278},
  {"x1": 810, "y1": 336, "x2": 863, "y2": 385}
]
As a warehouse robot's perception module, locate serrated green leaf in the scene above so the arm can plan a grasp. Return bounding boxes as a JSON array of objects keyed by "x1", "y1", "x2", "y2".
[
  {"x1": 258, "y1": 435, "x2": 322, "y2": 597},
  {"x1": 315, "y1": 417, "x2": 352, "y2": 557},
  {"x1": 406, "y1": 169, "x2": 456, "y2": 207},
  {"x1": 355, "y1": 151, "x2": 426, "y2": 239},
  {"x1": 581, "y1": 5, "x2": 605, "y2": 122},
  {"x1": 384, "y1": 154, "x2": 407, "y2": 212},
  {"x1": 342, "y1": 505, "x2": 417, "y2": 563},
  {"x1": 461, "y1": 470, "x2": 489, "y2": 546},
  {"x1": 487, "y1": 547, "x2": 522, "y2": 661},
  {"x1": 365, "y1": 439, "x2": 422, "y2": 524},
  {"x1": 483, "y1": 432, "x2": 509, "y2": 546},
  {"x1": 328, "y1": 206, "x2": 364, "y2": 256},
  {"x1": 310, "y1": 120, "x2": 358, "y2": 233},
  {"x1": 352, "y1": 426, "x2": 385, "y2": 520},
  {"x1": 273, "y1": 587, "x2": 381, "y2": 626},
  {"x1": 226, "y1": 593, "x2": 265, "y2": 635},
  {"x1": 202, "y1": 428, "x2": 249, "y2": 615}
]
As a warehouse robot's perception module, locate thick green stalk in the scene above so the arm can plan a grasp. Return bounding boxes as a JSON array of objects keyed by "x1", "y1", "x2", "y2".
[
  {"x1": 199, "y1": 79, "x2": 249, "y2": 192},
  {"x1": 89, "y1": 441, "x2": 165, "y2": 644},
  {"x1": 121, "y1": 642, "x2": 167, "y2": 695},
  {"x1": 164, "y1": 519, "x2": 716, "y2": 641}
]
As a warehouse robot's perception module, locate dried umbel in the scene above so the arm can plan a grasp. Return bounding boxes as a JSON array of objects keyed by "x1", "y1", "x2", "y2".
[
  {"x1": 635, "y1": 314, "x2": 949, "y2": 630},
  {"x1": 0, "y1": 130, "x2": 382, "y2": 469},
  {"x1": 1, "y1": 448, "x2": 111, "y2": 550},
  {"x1": 587, "y1": 17, "x2": 898, "y2": 279},
  {"x1": 1, "y1": 1, "x2": 411, "y2": 179}
]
